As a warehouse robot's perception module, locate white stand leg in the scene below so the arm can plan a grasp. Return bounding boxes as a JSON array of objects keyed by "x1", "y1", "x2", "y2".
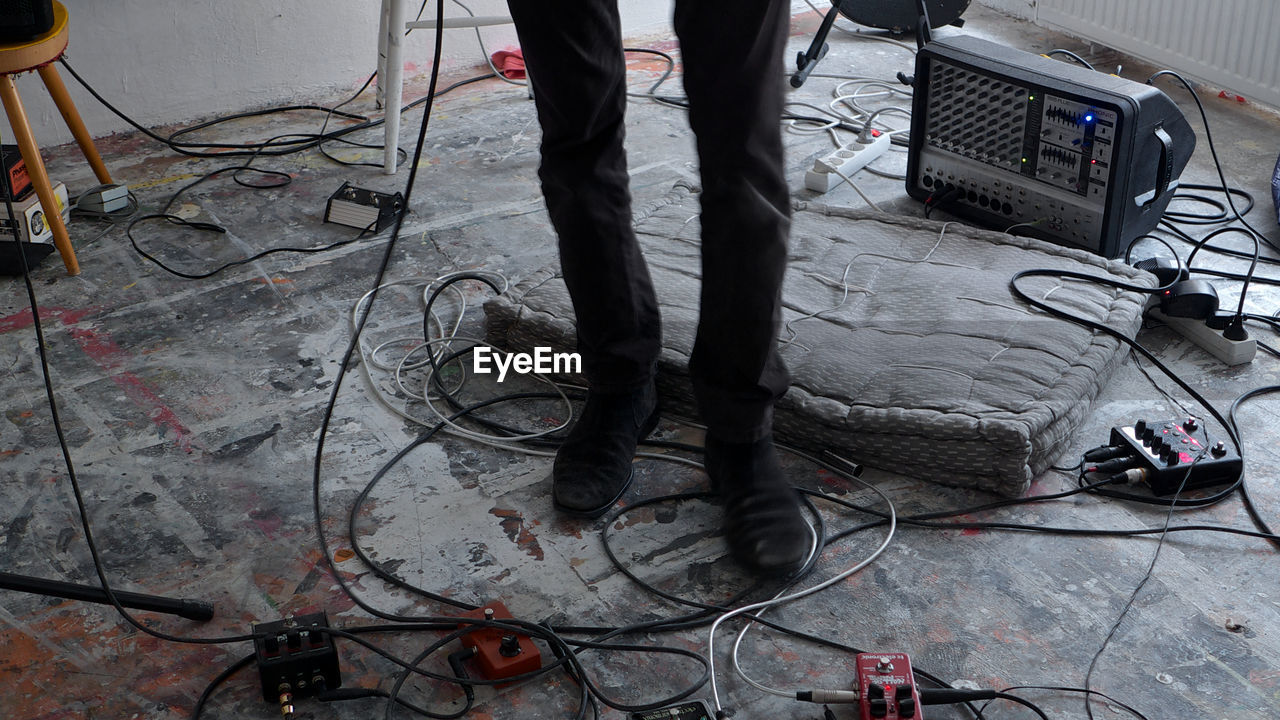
[
  {"x1": 376, "y1": 0, "x2": 390, "y2": 110},
  {"x1": 383, "y1": 0, "x2": 405, "y2": 174}
]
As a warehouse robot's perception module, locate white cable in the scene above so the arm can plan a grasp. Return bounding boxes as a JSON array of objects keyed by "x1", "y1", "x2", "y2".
[
  {"x1": 418, "y1": 335, "x2": 574, "y2": 442},
  {"x1": 393, "y1": 338, "x2": 469, "y2": 400},
  {"x1": 729, "y1": 522, "x2": 822, "y2": 699},
  {"x1": 352, "y1": 278, "x2": 467, "y2": 398},
  {"x1": 706, "y1": 458, "x2": 898, "y2": 712},
  {"x1": 635, "y1": 451, "x2": 704, "y2": 470},
  {"x1": 780, "y1": 260, "x2": 874, "y2": 348},
  {"x1": 830, "y1": 165, "x2": 883, "y2": 212},
  {"x1": 1005, "y1": 220, "x2": 1045, "y2": 235},
  {"x1": 446, "y1": 0, "x2": 527, "y2": 86},
  {"x1": 347, "y1": 270, "x2": 581, "y2": 454}
]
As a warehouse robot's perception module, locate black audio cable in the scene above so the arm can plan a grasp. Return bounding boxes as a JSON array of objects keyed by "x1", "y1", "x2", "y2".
[
  {"x1": 1082, "y1": 445, "x2": 1131, "y2": 462},
  {"x1": 1084, "y1": 455, "x2": 1140, "y2": 475},
  {"x1": 797, "y1": 686, "x2": 1051, "y2": 719}
]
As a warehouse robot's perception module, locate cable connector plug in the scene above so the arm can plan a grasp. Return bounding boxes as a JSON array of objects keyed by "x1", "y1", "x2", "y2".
[
  {"x1": 1086, "y1": 455, "x2": 1139, "y2": 474},
  {"x1": 1105, "y1": 467, "x2": 1148, "y2": 485},
  {"x1": 1083, "y1": 444, "x2": 1130, "y2": 462},
  {"x1": 277, "y1": 684, "x2": 295, "y2": 718},
  {"x1": 796, "y1": 689, "x2": 860, "y2": 704},
  {"x1": 1222, "y1": 316, "x2": 1249, "y2": 341}
]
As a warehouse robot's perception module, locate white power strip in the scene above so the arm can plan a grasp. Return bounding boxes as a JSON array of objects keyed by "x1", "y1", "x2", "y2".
[
  {"x1": 804, "y1": 131, "x2": 892, "y2": 193},
  {"x1": 1148, "y1": 308, "x2": 1256, "y2": 366}
]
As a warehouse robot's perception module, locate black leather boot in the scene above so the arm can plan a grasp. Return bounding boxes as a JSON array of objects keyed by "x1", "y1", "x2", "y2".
[
  {"x1": 705, "y1": 434, "x2": 810, "y2": 576},
  {"x1": 552, "y1": 380, "x2": 659, "y2": 518}
]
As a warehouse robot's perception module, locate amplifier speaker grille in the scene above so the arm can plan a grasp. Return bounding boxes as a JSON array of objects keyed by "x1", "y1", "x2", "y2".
[{"x1": 925, "y1": 62, "x2": 1029, "y2": 171}]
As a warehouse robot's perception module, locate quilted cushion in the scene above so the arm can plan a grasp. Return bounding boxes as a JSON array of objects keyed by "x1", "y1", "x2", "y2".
[{"x1": 484, "y1": 182, "x2": 1154, "y2": 495}]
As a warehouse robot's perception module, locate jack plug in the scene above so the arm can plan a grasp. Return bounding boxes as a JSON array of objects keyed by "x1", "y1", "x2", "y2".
[
  {"x1": 1105, "y1": 467, "x2": 1148, "y2": 485},
  {"x1": 277, "y1": 683, "x2": 295, "y2": 718},
  {"x1": 796, "y1": 689, "x2": 860, "y2": 704},
  {"x1": 1083, "y1": 444, "x2": 1130, "y2": 462},
  {"x1": 1087, "y1": 455, "x2": 1139, "y2": 474}
]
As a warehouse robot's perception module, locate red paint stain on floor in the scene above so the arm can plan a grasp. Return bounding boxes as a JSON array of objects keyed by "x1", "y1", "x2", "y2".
[
  {"x1": 490, "y1": 508, "x2": 545, "y2": 561},
  {"x1": 0, "y1": 306, "x2": 203, "y2": 453}
]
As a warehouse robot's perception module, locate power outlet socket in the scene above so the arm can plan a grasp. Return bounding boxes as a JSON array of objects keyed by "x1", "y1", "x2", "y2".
[
  {"x1": 804, "y1": 131, "x2": 893, "y2": 193},
  {"x1": 1148, "y1": 308, "x2": 1255, "y2": 365}
]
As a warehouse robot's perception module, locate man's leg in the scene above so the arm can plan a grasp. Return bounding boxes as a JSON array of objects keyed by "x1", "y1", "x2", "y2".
[
  {"x1": 508, "y1": 0, "x2": 661, "y2": 392},
  {"x1": 674, "y1": 0, "x2": 809, "y2": 574},
  {"x1": 508, "y1": 0, "x2": 661, "y2": 516},
  {"x1": 674, "y1": 0, "x2": 792, "y2": 441}
]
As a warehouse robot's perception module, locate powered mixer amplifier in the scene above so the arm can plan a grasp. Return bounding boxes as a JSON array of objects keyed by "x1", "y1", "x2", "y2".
[{"x1": 906, "y1": 35, "x2": 1196, "y2": 258}]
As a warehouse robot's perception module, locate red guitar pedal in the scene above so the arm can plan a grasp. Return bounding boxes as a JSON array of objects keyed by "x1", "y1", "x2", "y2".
[{"x1": 856, "y1": 653, "x2": 922, "y2": 720}]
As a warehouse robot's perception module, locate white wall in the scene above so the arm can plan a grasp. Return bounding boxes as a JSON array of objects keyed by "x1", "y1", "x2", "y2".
[
  {"x1": 974, "y1": 0, "x2": 1280, "y2": 108},
  {"x1": 2, "y1": 0, "x2": 676, "y2": 148}
]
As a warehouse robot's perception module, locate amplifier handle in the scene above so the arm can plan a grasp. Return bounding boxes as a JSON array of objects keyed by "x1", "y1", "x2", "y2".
[{"x1": 1143, "y1": 125, "x2": 1174, "y2": 208}]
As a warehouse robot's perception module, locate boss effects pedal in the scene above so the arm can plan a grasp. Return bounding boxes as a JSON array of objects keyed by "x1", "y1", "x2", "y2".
[{"x1": 856, "y1": 653, "x2": 922, "y2": 720}]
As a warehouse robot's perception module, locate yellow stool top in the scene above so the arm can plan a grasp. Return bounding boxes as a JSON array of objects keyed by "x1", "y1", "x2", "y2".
[{"x1": 0, "y1": 1, "x2": 68, "y2": 75}]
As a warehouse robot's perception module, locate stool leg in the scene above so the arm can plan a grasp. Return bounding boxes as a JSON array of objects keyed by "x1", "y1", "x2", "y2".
[
  {"x1": 0, "y1": 75, "x2": 78, "y2": 276},
  {"x1": 38, "y1": 63, "x2": 113, "y2": 186}
]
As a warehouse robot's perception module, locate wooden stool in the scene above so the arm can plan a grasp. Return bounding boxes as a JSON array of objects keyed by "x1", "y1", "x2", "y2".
[{"x1": 0, "y1": 1, "x2": 113, "y2": 276}]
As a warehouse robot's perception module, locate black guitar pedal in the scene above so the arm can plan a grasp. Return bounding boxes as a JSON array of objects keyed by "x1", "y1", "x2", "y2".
[{"x1": 1108, "y1": 418, "x2": 1240, "y2": 495}]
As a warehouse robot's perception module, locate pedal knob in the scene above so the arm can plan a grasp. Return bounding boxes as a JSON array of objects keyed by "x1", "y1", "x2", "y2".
[
  {"x1": 499, "y1": 634, "x2": 522, "y2": 658},
  {"x1": 1134, "y1": 419, "x2": 1147, "y2": 435},
  {"x1": 1183, "y1": 417, "x2": 1198, "y2": 432},
  {"x1": 1211, "y1": 441, "x2": 1227, "y2": 457},
  {"x1": 1141, "y1": 427, "x2": 1156, "y2": 444}
]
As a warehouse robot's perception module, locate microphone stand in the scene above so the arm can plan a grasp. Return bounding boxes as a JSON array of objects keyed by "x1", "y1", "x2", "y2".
[
  {"x1": 791, "y1": 0, "x2": 940, "y2": 88},
  {"x1": 0, "y1": 142, "x2": 214, "y2": 623}
]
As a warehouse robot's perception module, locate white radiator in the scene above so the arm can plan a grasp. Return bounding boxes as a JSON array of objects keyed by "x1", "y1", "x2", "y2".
[{"x1": 998, "y1": 0, "x2": 1280, "y2": 108}]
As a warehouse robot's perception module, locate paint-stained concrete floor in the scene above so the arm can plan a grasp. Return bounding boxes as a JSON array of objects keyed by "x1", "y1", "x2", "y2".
[{"x1": 3, "y1": 5, "x2": 1280, "y2": 719}]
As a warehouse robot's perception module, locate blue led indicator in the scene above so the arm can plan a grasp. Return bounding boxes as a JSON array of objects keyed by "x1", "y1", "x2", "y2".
[{"x1": 1085, "y1": 114, "x2": 1094, "y2": 122}]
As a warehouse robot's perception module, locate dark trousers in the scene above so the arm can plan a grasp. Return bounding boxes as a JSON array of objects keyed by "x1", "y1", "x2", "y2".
[{"x1": 507, "y1": 0, "x2": 792, "y2": 443}]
